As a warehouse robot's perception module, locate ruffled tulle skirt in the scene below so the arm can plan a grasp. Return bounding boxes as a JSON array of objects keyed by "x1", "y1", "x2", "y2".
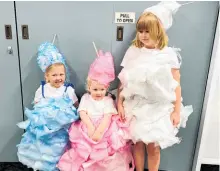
[
  {"x1": 57, "y1": 115, "x2": 134, "y2": 171},
  {"x1": 123, "y1": 97, "x2": 193, "y2": 149},
  {"x1": 17, "y1": 97, "x2": 79, "y2": 171},
  {"x1": 118, "y1": 54, "x2": 193, "y2": 149}
]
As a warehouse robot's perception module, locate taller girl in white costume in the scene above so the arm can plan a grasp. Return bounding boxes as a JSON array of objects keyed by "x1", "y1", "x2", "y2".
[{"x1": 117, "y1": 2, "x2": 193, "y2": 171}]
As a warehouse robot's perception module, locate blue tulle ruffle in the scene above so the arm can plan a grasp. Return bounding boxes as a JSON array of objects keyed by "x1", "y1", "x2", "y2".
[{"x1": 17, "y1": 96, "x2": 79, "y2": 171}]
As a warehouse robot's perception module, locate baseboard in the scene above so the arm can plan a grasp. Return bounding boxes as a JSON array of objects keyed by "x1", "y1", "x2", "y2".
[
  {"x1": 0, "y1": 162, "x2": 32, "y2": 171},
  {"x1": 5, "y1": 162, "x2": 214, "y2": 171},
  {"x1": 201, "y1": 164, "x2": 219, "y2": 171},
  {"x1": 135, "y1": 169, "x2": 165, "y2": 171},
  {"x1": 0, "y1": 163, "x2": 168, "y2": 171},
  {"x1": 0, "y1": 163, "x2": 165, "y2": 171}
]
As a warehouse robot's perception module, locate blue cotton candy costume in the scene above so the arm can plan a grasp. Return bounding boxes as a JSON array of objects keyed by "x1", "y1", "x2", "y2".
[{"x1": 17, "y1": 42, "x2": 79, "y2": 171}]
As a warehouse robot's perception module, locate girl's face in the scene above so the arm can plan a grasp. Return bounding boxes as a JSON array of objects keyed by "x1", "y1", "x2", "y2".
[
  {"x1": 138, "y1": 30, "x2": 157, "y2": 49},
  {"x1": 45, "y1": 64, "x2": 66, "y2": 88},
  {"x1": 88, "y1": 80, "x2": 107, "y2": 100}
]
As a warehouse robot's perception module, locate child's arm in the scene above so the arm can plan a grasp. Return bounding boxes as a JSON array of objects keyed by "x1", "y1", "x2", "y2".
[
  {"x1": 66, "y1": 86, "x2": 79, "y2": 108},
  {"x1": 117, "y1": 82, "x2": 125, "y2": 122},
  {"x1": 79, "y1": 111, "x2": 95, "y2": 137},
  {"x1": 117, "y1": 82, "x2": 124, "y2": 104},
  {"x1": 34, "y1": 86, "x2": 42, "y2": 104},
  {"x1": 116, "y1": 46, "x2": 135, "y2": 121},
  {"x1": 91, "y1": 97, "x2": 117, "y2": 141},
  {"x1": 91, "y1": 113, "x2": 112, "y2": 142},
  {"x1": 172, "y1": 68, "x2": 181, "y2": 113},
  {"x1": 171, "y1": 68, "x2": 181, "y2": 126}
]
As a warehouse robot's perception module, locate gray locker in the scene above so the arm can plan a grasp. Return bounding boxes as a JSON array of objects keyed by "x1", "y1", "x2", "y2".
[
  {"x1": 0, "y1": 1, "x2": 218, "y2": 171},
  {"x1": 15, "y1": 1, "x2": 114, "y2": 107},
  {"x1": 0, "y1": 2, "x2": 23, "y2": 162}
]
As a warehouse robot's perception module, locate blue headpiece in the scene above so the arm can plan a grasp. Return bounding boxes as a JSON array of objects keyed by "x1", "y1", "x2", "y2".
[{"x1": 37, "y1": 42, "x2": 67, "y2": 72}]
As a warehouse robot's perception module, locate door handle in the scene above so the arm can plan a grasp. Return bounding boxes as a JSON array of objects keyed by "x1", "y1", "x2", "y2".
[
  {"x1": 116, "y1": 26, "x2": 123, "y2": 41},
  {"x1": 21, "y1": 25, "x2": 29, "y2": 39},
  {"x1": 5, "y1": 25, "x2": 12, "y2": 39}
]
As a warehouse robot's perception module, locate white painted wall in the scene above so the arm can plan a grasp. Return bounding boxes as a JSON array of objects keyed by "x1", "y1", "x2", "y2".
[{"x1": 193, "y1": 7, "x2": 220, "y2": 171}]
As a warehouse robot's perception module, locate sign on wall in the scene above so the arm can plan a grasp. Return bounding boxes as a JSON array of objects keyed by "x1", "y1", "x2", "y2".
[{"x1": 115, "y1": 12, "x2": 135, "y2": 24}]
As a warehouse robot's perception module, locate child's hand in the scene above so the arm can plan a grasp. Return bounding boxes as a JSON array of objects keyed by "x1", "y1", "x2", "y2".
[
  {"x1": 170, "y1": 111, "x2": 180, "y2": 127},
  {"x1": 91, "y1": 131, "x2": 102, "y2": 142},
  {"x1": 87, "y1": 125, "x2": 95, "y2": 138},
  {"x1": 73, "y1": 101, "x2": 79, "y2": 108},
  {"x1": 118, "y1": 103, "x2": 126, "y2": 122}
]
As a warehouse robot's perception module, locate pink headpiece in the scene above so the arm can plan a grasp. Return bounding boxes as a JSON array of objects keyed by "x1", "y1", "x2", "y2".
[{"x1": 88, "y1": 50, "x2": 115, "y2": 87}]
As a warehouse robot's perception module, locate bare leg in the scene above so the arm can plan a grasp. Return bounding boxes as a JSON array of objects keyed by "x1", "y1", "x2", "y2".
[
  {"x1": 133, "y1": 141, "x2": 145, "y2": 171},
  {"x1": 146, "y1": 143, "x2": 160, "y2": 171}
]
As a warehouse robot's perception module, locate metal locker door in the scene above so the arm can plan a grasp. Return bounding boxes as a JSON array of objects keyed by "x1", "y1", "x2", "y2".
[
  {"x1": 111, "y1": 1, "x2": 219, "y2": 171},
  {"x1": 15, "y1": 1, "x2": 114, "y2": 108},
  {"x1": 0, "y1": 2, "x2": 23, "y2": 161}
]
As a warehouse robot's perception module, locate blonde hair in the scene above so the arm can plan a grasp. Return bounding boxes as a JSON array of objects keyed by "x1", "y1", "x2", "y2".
[
  {"x1": 86, "y1": 77, "x2": 92, "y2": 92},
  {"x1": 85, "y1": 77, "x2": 109, "y2": 93},
  {"x1": 45, "y1": 63, "x2": 66, "y2": 83},
  {"x1": 132, "y1": 12, "x2": 168, "y2": 50}
]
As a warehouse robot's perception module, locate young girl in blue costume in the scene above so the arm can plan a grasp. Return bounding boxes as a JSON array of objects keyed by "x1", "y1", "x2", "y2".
[{"x1": 17, "y1": 42, "x2": 79, "y2": 171}]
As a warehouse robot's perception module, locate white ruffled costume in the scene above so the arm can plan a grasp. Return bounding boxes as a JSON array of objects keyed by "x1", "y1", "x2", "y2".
[{"x1": 118, "y1": 46, "x2": 193, "y2": 149}]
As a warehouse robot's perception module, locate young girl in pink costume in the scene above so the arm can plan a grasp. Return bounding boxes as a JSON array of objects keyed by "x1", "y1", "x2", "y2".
[{"x1": 57, "y1": 50, "x2": 134, "y2": 171}]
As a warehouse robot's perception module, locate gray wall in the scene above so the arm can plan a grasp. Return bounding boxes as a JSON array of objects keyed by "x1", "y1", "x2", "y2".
[{"x1": 0, "y1": 1, "x2": 219, "y2": 171}]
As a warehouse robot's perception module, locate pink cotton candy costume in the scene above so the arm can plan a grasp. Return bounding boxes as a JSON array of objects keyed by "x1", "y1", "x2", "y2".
[
  {"x1": 57, "y1": 50, "x2": 134, "y2": 171},
  {"x1": 88, "y1": 50, "x2": 115, "y2": 87}
]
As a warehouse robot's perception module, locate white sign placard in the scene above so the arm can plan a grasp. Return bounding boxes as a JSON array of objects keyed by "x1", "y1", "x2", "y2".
[{"x1": 115, "y1": 12, "x2": 135, "y2": 24}]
